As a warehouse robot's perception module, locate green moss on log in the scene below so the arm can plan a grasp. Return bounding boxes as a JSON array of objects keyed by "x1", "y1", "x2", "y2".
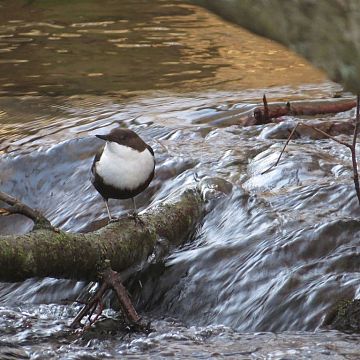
[{"x1": 0, "y1": 189, "x2": 202, "y2": 282}]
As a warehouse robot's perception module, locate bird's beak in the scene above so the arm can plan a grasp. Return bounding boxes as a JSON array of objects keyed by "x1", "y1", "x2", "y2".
[{"x1": 95, "y1": 134, "x2": 107, "y2": 141}]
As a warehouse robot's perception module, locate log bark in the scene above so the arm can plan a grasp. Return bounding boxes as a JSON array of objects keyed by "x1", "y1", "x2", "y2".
[
  {"x1": 194, "y1": 98, "x2": 356, "y2": 127},
  {"x1": 0, "y1": 190, "x2": 52, "y2": 229},
  {"x1": 70, "y1": 261, "x2": 149, "y2": 330},
  {"x1": 0, "y1": 188, "x2": 203, "y2": 282},
  {"x1": 250, "y1": 98, "x2": 356, "y2": 125}
]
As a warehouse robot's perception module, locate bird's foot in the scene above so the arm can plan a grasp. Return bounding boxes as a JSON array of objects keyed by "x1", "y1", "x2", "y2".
[
  {"x1": 108, "y1": 217, "x2": 120, "y2": 223},
  {"x1": 130, "y1": 211, "x2": 144, "y2": 226}
]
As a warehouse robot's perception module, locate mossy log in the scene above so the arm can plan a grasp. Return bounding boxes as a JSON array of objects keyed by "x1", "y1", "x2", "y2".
[{"x1": 0, "y1": 189, "x2": 202, "y2": 282}]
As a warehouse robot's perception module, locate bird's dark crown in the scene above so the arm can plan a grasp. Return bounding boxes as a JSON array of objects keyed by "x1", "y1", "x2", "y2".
[{"x1": 96, "y1": 128, "x2": 147, "y2": 152}]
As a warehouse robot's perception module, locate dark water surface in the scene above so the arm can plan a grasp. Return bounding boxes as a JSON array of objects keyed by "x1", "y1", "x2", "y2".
[{"x1": 2, "y1": 0, "x2": 360, "y2": 359}]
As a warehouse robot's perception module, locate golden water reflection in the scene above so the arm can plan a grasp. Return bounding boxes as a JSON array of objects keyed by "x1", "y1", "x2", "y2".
[{"x1": 0, "y1": 0, "x2": 326, "y2": 96}]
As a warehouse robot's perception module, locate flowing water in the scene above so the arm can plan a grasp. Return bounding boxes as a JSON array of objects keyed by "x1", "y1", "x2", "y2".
[{"x1": 1, "y1": 0, "x2": 360, "y2": 359}]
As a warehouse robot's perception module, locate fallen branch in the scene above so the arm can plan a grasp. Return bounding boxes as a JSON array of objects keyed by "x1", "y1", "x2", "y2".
[
  {"x1": 251, "y1": 97, "x2": 356, "y2": 125},
  {"x1": 0, "y1": 190, "x2": 52, "y2": 229},
  {"x1": 193, "y1": 97, "x2": 356, "y2": 127},
  {"x1": 0, "y1": 188, "x2": 203, "y2": 282},
  {"x1": 70, "y1": 260, "x2": 149, "y2": 330}
]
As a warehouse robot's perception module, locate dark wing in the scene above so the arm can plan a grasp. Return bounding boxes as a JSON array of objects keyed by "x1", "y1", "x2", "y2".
[
  {"x1": 90, "y1": 149, "x2": 102, "y2": 184},
  {"x1": 147, "y1": 144, "x2": 154, "y2": 157}
]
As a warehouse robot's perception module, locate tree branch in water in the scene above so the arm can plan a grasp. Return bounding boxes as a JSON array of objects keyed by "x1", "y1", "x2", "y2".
[
  {"x1": 251, "y1": 97, "x2": 356, "y2": 126},
  {"x1": 70, "y1": 259, "x2": 152, "y2": 331},
  {"x1": 0, "y1": 188, "x2": 203, "y2": 282},
  {"x1": 0, "y1": 190, "x2": 52, "y2": 229}
]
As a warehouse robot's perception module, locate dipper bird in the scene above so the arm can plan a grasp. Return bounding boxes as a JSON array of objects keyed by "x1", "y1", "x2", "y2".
[{"x1": 91, "y1": 128, "x2": 155, "y2": 221}]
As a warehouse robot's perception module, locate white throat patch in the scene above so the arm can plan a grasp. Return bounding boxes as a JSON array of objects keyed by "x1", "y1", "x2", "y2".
[{"x1": 96, "y1": 141, "x2": 154, "y2": 190}]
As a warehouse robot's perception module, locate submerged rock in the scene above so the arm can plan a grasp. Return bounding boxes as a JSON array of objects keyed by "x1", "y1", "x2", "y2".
[{"x1": 327, "y1": 299, "x2": 360, "y2": 333}]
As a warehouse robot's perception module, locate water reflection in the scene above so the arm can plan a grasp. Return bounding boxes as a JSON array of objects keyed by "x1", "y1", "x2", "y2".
[{"x1": 0, "y1": 0, "x2": 325, "y2": 97}]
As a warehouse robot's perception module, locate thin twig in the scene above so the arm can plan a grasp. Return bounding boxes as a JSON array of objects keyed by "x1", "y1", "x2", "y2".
[
  {"x1": 300, "y1": 123, "x2": 352, "y2": 149},
  {"x1": 0, "y1": 190, "x2": 52, "y2": 228},
  {"x1": 91, "y1": 301, "x2": 104, "y2": 325},
  {"x1": 353, "y1": 94, "x2": 360, "y2": 148},
  {"x1": 109, "y1": 268, "x2": 141, "y2": 324},
  {"x1": 263, "y1": 94, "x2": 269, "y2": 122},
  {"x1": 351, "y1": 94, "x2": 360, "y2": 204},
  {"x1": 70, "y1": 260, "x2": 147, "y2": 331},
  {"x1": 262, "y1": 95, "x2": 360, "y2": 204},
  {"x1": 263, "y1": 121, "x2": 354, "y2": 176},
  {"x1": 262, "y1": 122, "x2": 300, "y2": 174},
  {"x1": 87, "y1": 302, "x2": 99, "y2": 324},
  {"x1": 70, "y1": 281, "x2": 108, "y2": 328}
]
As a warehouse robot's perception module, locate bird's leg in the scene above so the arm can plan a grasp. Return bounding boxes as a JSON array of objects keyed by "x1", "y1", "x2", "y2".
[
  {"x1": 130, "y1": 197, "x2": 143, "y2": 225},
  {"x1": 104, "y1": 198, "x2": 117, "y2": 222},
  {"x1": 132, "y1": 197, "x2": 137, "y2": 216}
]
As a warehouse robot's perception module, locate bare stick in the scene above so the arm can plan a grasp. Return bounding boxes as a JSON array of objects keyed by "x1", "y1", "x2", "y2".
[
  {"x1": 70, "y1": 260, "x2": 147, "y2": 331},
  {"x1": 263, "y1": 94, "x2": 269, "y2": 122},
  {"x1": 303, "y1": 98, "x2": 360, "y2": 204},
  {"x1": 107, "y1": 268, "x2": 141, "y2": 324},
  {"x1": 0, "y1": 190, "x2": 51, "y2": 228},
  {"x1": 262, "y1": 122, "x2": 300, "y2": 174},
  {"x1": 351, "y1": 94, "x2": 360, "y2": 204},
  {"x1": 70, "y1": 281, "x2": 108, "y2": 328},
  {"x1": 300, "y1": 123, "x2": 352, "y2": 149},
  {"x1": 262, "y1": 95, "x2": 360, "y2": 204},
  {"x1": 264, "y1": 121, "x2": 354, "y2": 176},
  {"x1": 91, "y1": 301, "x2": 104, "y2": 325},
  {"x1": 87, "y1": 301, "x2": 99, "y2": 324}
]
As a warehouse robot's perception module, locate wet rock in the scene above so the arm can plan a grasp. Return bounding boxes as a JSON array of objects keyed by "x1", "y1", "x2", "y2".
[
  {"x1": 199, "y1": 176, "x2": 233, "y2": 201},
  {"x1": 327, "y1": 299, "x2": 360, "y2": 333},
  {"x1": 259, "y1": 119, "x2": 298, "y2": 140}
]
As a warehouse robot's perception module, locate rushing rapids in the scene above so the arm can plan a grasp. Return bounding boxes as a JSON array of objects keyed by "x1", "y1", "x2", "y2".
[{"x1": 1, "y1": 0, "x2": 360, "y2": 358}]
